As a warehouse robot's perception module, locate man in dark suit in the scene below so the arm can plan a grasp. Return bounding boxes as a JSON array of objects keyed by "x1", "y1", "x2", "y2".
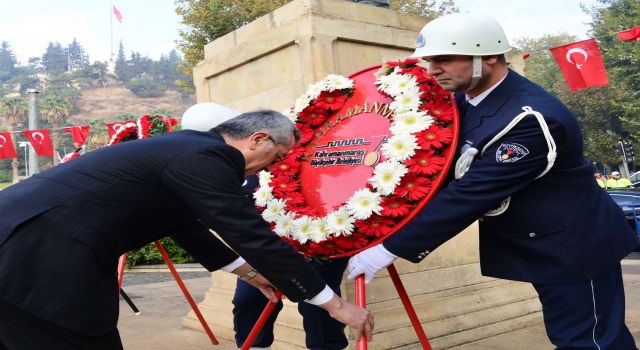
[
  {"x1": 0, "y1": 110, "x2": 374, "y2": 349},
  {"x1": 347, "y1": 14, "x2": 638, "y2": 349}
]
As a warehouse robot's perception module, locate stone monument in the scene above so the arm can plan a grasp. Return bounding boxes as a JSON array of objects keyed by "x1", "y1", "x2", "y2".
[{"x1": 186, "y1": 0, "x2": 540, "y2": 348}]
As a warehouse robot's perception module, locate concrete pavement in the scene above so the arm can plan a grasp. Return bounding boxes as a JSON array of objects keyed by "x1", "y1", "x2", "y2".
[{"x1": 118, "y1": 256, "x2": 640, "y2": 349}]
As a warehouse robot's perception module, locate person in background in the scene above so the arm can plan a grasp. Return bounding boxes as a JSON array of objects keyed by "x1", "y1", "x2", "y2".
[
  {"x1": 347, "y1": 13, "x2": 638, "y2": 350},
  {"x1": 607, "y1": 171, "x2": 633, "y2": 189},
  {"x1": 594, "y1": 171, "x2": 606, "y2": 188}
]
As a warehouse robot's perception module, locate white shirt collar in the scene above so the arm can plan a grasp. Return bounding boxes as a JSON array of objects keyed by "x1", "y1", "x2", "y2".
[{"x1": 465, "y1": 72, "x2": 508, "y2": 106}]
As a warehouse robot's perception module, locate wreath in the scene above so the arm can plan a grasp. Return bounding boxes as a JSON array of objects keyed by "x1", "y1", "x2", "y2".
[
  {"x1": 254, "y1": 58, "x2": 457, "y2": 258},
  {"x1": 107, "y1": 114, "x2": 178, "y2": 145}
]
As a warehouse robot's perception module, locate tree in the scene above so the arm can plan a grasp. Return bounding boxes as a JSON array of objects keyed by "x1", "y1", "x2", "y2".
[
  {"x1": 0, "y1": 97, "x2": 28, "y2": 183},
  {"x1": 175, "y1": 0, "x2": 292, "y2": 92},
  {"x1": 389, "y1": 0, "x2": 457, "y2": 17},
  {"x1": 0, "y1": 41, "x2": 18, "y2": 84},
  {"x1": 39, "y1": 95, "x2": 71, "y2": 165},
  {"x1": 115, "y1": 41, "x2": 132, "y2": 83},
  {"x1": 42, "y1": 42, "x2": 68, "y2": 74},
  {"x1": 67, "y1": 38, "x2": 89, "y2": 71}
]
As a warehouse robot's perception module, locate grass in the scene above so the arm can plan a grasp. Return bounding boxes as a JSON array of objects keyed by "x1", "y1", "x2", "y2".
[{"x1": 0, "y1": 182, "x2": 12, "y2": 190}]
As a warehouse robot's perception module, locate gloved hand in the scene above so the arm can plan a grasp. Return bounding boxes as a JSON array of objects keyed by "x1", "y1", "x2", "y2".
[{"x1": 348, "y1": 244, "x2": 397, "y2": 284}]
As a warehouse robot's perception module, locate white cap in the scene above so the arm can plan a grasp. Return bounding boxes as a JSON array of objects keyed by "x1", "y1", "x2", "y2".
[
  {"x1": 412, "y1": 13, "x2": 512, "y2": 58},
  {"x1": 181, "y1": 102, "x2": 240, "y2": 131},
  {"x1": 612, "y1": 171, "x2": 621, "y2": 176}
]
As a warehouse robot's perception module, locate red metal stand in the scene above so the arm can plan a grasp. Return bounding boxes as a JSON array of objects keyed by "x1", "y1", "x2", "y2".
[
  {"x1": 240, "y1": 263, "x2": 432, "y2": 349},
  {"x1": 116, "y1": 240, "x2": 219, "y2": 346}
]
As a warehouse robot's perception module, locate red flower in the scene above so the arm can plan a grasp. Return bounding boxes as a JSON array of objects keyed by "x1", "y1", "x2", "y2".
[
  {"x1": 386, "y1": 58, "x2": 421, "y2": 69},
  {"x1": 332, "y1": 235, "x2": 370, "y2": 252},
  {"x1": 355, "y1": 215, "x2": 395, "y2": 237},
  {"x1": 381, "y1": 196, "x2": 412, "y2": 217},
  {"x1": 429, "y1": 103, "x2": 456, "y2": 123},
  {"x1": 416, "y1": 124, "x2": 453, "y2": 150},
  {"x1": 395, "y1": 174, "x2": 432, "y2": 201},
  {"x1": 296, "y1": 123, "x2": 315, "y2": 144},
  {"x1": 314, "y1": 90, "x2": 347, "y2": 111},
  {"x1": 404, "y1": 149, "x2": 446, "y2": 176},
  {"x1": 282, "y1": 191, "x2": 306, "y2": 210},
  {"x1": 270, "y1": 176, "x2": 300, "y2": 197},
  {"x1": 271, "y1": 158, "x2": 300, "y2": 177},
  {"x1": 299, "y1": 105, "x2": 328, "y2": 126},
  {"x1": 288, "y1": 146, "x2": 307, "y2": 161}
]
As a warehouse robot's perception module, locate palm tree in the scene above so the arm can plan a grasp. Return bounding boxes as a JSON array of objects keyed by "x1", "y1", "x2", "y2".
[
  {"x1": 39, "y1": 95, "x2": 71, "y2": 165},
  {"x1": 0, "y1": 97, "x2": 28, "y2": 183}
]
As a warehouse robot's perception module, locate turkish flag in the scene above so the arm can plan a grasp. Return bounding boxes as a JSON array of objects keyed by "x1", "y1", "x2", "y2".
[
  {"x1": 618, "y1": 26, "x2": 640, "y2": 41},
  {"x1": 113, "y1": 5, "x2": 123, "y2": 23},
  {"x1": 550, "y1": 39, "x2": 608, "y2": 91},
  {"x1": 22, "y1": 129, "x2": 54, "y2": 157},
  {"x1": 106, "y1": 121, "x2": 134, "y2": 139},
  {"x1": 63, "y1": 125, "x2": 91, "y2": 147},
  {"x1": 0, "y1": 132, "x2": 17, "y2": 159}
]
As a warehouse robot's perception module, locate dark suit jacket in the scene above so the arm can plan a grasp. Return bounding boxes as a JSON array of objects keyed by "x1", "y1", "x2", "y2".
[
  {"x1": 384, "y1": 70, "x2": 638, "y2": 284},
  {"x1": 0, "y1": 130, "x2": 325, "y2": 336}
]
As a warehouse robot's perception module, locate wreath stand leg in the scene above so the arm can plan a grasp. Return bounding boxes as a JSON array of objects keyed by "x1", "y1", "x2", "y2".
[
  {"x1": 240, "y1": 264, "x2": 432, "y2": 350},
  {"x1": 115, "y1": 242, "x2": 219, "y2": 345},
  {"x1": 153, "y1": 240, "x2": 219, "y2": 345}
]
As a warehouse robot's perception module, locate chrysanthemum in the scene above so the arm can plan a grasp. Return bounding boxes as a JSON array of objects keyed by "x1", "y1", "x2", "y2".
[
  {"x1": 369, "y1": 160, "x2": 408, "y2": 195},
  {"x1": 253, "y1": 186, "x2": 274, "y2": 207},
  {"x1": 390, "y1": 110, "x2": 433, "y2": 135},
  {"x1": 385, "y1": 74, "x2": 418, "y2": 97},
  {"x1": 274, "y1": 212, "x2": 296, "y2": 237},
  {"x1": 309, "y1": 218, "x2": 330, "y2": 243},
  {"x1": 326, "y1": 207, "x2": 356, "y2": 236},
  {"x1": 390, "y1": 90, "x2": 421, "y2": 113},
  {"x1": 346, "y1": 188, "x2": 382, "y2": 220},
  {"x1": 258, "y1": 170, "x2": 273, "y2": 187},
  {"x1": 324, "y1": 74, "x2": 353, "y2": 91},
  {"x1": 293, "y1": 95, "x2": 312, "y2": 114},
  {"x1": 292, "y1": 216, "x2": 315, "y2": 244},
  {"x1": 305, "y1": 82, "x2": 325, "y2": 100},
  {"x1": 381, "y1": 134, "x2": 419, "y2": 162},
  {"x1": 262, "y1": 198, "x2": 287, "y2": 222}
]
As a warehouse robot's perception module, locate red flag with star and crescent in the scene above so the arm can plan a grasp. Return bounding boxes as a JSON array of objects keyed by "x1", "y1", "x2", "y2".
[
  {"x1": 63, "y1": 125, "x2": 91, "y2": 147},
  {"x1": 549, "y1": 38, "x2": 609, "y2": 91},
  {"x1": 0, "y1": 132, "x2": 17, "y2": 159},
  {"x1": 618, "y1": 26, "x2": 640, "y2": 41},
  {"x1": 22, "y1": 129, "x2": 54, "y2": 157}
]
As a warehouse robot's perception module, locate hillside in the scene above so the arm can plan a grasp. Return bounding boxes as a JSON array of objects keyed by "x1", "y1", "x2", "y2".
[{"x1": 70, "y1": 86, "x2": 196, "y2": 124}]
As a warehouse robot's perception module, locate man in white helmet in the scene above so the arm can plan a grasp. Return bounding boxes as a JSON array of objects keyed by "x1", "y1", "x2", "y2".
[{"x1": 348, "y1": 13, "x2": 638, "y2": 349}]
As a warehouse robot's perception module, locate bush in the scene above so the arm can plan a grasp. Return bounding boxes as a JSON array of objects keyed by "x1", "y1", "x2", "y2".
[
  {"x1": 126, "y1": 237, "x2": 195, "y2": 267},
  {"x1": 126, "y1": 78, "x2": 166, "y2": 98},
  {"x1": 0, "y1": 171, "x2": 11, "y2": 183}
]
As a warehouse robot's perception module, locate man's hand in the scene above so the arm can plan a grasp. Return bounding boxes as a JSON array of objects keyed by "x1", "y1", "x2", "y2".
[
  {"x1": 231, "y1": 263, "x2": 278, "y2": 302},
  {"x1": 318, "y1": 295, "x2": 375, "y2": 342},
  {"x1": 347, "y1": 244, "x2": 397, "y2": 284}
]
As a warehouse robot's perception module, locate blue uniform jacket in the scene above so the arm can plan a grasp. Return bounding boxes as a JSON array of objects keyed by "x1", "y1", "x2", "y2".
[{"x1": 384, "y1": 70, "x2": 638, "y2": 284}]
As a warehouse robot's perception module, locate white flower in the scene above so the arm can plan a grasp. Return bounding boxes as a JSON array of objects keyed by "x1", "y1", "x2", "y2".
[
  {"x1": 369, "y1": 160, "x2": 408, "y2": 195},
  {"x1": 386, "y1": 74, "x2": 418, "y2": 97},
  {"x1": 274, "y1": 212, "x2": 296, "y2": 237},
  {"x1": 258, "y1": 170, "x2": 273, "y2": 187},
  {"x1": 291, "y1": 216, "x2": 315, "y2": 244},
  {"x1": 283, "y1": 108, "x2": 298, "y2": 123},
  {"x1": 390, "y1": 110, "x2": 433, "y2": 135},
  {"x1": 381, "y1": 134, "x2": 419, "y2": 162},
  {"x1": 390, "y1": 91, "x2": 421, "y2": 113},
  {"x1": 326, "y1": 207, "x2": 355, "y2": 236},
  {"x1": 346, "y1": 188, "x2": 382, "y2": 220},
  {"x1": 293, "y1": 95, "x2": 312, "y2": 114},
  {"x1": 262, "y1": 198, "x2": 287, "y2": 222},
  {"x1": 375, "y1": 73, "x2": 396, "y2": 92},
  {"x1": 305, "y1": 82, "x2": 325, "y2": 100},
  {"x1": 253, "y1": 186, "x2": 274, "y2": 207},
  {"x1": 309, "y1": 218, "x2": 330, "y2": 243},
  {"x1": 324, "y1": 74, "x2": 353, "y2": 91}
]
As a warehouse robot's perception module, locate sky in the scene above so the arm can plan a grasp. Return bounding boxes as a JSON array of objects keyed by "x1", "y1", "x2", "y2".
[{"x1": 0, "y1": 0, "x2": 602, "y2": 65}]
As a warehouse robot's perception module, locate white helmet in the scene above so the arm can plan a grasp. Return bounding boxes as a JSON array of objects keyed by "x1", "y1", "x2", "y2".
[
  {"x1": 181, "y1": 102, "x2": 240, "y2": 131},
  {"x1": 412, "y1": 13, "x2": 512, "y2": 58}
]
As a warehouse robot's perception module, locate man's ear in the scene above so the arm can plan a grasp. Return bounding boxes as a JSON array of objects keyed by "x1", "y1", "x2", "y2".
[{"x1": 248, "y1": 131, "x2": 269, "y2": 150}]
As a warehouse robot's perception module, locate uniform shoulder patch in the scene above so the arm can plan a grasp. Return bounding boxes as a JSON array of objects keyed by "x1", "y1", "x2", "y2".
[{"x1": 495, "y1": 143, "x2": 529, "y2": 163}]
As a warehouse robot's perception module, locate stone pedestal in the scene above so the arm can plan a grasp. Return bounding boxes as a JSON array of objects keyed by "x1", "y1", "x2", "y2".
[{"x1": 185, "y1": 0, "x2": 540, "y2": 348}]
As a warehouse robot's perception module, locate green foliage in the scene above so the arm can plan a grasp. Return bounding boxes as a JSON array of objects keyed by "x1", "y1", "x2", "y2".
[
  {"x1": 126, "y1": 237, "x2": 195, "y2": 267},
  {"x1": 389, "y1": 0, "x2": 458, "y2": 17},
  {"x1": 0, "y1": 182, "x2": 12, "y2": 190},
  {"x1": 126, "y1": 78, "x2": 166, "y2": 98},
  {"x1": 0, "y1": 41, "x2": 18, "y2": 83},
  {"x1": 175, "y1": 0, "x2": 292, "y2": 92},
  {"x1": 42, "y1": 42, "x2": 68, "y2": 74},
  {"x1": 0, "y1": 171, "x2": 11, "y2": 183},
  {"x1": 150, "y1": 108, "x2": 175, "y2": 117},
  {"x1": 39, "y1": 94, "x2": 71, "y2": 126}
]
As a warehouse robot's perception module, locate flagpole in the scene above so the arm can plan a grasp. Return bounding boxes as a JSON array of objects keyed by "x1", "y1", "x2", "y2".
[{"x1": 110, "y1": 0, "x2": 114, "y2": 62}]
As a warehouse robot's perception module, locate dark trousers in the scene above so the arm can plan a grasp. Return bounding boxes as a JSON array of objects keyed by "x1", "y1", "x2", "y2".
[
  {"x1": 0, "y1": 298, "x2": 123, "y2": 350},
  {"x1": 233, "y1": 258, "x2": 349, "y2": 349},
  {"x1": 533, "y1": 263, "x2": 637, "y2": 350}
]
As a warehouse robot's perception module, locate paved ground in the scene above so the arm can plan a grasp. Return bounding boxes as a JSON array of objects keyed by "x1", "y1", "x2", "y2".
[{"x1": 118, "y1": 255, "x2": 640, "y2": 349}]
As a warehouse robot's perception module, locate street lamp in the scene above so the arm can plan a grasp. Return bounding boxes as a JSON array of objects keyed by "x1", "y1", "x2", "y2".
[{"x1": 18, "y1": 142, "x2": 29, "y2": 178}]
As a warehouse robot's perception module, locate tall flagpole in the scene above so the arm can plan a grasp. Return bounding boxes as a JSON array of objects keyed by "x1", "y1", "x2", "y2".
[{"x1": 110, "y1": 0, "x2": 114, "y2": 62}]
